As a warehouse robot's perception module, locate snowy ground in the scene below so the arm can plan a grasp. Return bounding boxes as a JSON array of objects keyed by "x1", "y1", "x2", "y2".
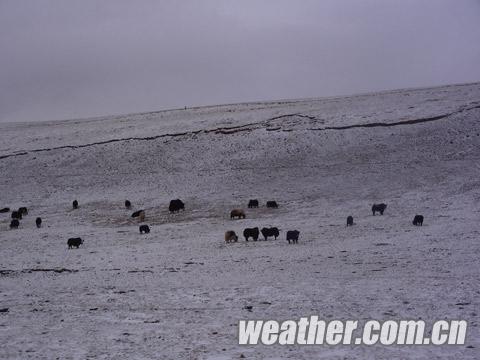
[{"x1": 1, "y1": 82, "x2": 480, "y2": 359}]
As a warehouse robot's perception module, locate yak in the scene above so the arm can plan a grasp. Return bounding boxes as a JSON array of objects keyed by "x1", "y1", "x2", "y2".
[
  {"x1": 0, "y1": 207, "x2": 10, "y2": 213},
  {"x1": 125, "y1": 200, "x2": 132, "y2": 209},
  {"x1": 248, "y1": 199, "x2": 259, "y2": 208},
  {"x1": 413, "y1": 215, "x2": 424, "y2": 226},
  {"x1": 67, "y1": 237, "x2": 83, "y2": 249},
  {"x1": 36, "y1": 217, "x2": 42, "y2": 228},
  {"x1": 266, "y1": 201, "x2": 278, "y2": 208},
  {"x1": 18, "y1": 207, "x2": 28, "y2": 215},
  {"x1": 10, "y1": 219, "x2": 19, "y2": 229},
  {"x1": 72, "y1": 200, "x2": 79, "y2": 209},
  {"x1": 139, "y1": 224, "x2": 150, "y2": 234},
  {"x1": 11, "y1": 211, "x2": 21, "y2": 220},
  {"x1": 346, "y1": 216, "x2": 354, "y2": 226},
  {"x1": 286, "y1": 230, "x2": 300, "y2": 244},
  {"x1": 230, "y1": 209, "x2": 246, "y2": 219},
  {"x1": 372, "y1": 203, "x2": 387, "y2": 215},
  {"x1": 243, "y1": 227, "x2": 259, "y2": 241},
  {"x1": 131, "y1": 210, "x2": 144, "y2": 217},
  {"x1": 131, "y1": 210, "x2": 145, "y2": 222},
  {"x1": 225, "y1": 230, "x2": 238, "y2": 243},
  {"x1": 169, "y1": 199, "x2": 185, "y2": 213},
  {"x1": 131, "y1": 210, "x2": 142, "y2": 217},
  {"x1": 261, "y1": 227, "x2": 280, "y2": 240}
]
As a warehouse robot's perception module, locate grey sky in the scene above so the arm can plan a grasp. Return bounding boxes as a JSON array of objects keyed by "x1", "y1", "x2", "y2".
[{"x1": 1, "y1": 0, "x2": 479, "y2": 123}]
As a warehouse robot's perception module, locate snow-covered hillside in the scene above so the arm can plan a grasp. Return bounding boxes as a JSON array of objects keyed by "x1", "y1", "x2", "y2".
[{"x1": 1, "y1": 82, "x2": 480, "y2": 359}]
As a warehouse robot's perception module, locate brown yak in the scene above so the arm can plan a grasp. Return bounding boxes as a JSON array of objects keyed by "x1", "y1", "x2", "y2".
[
  {"x1": 230, "y1": 209, "x2": 246, "y2": 219},
  {"x1": 225, "y1": 231, "x2": 238, "y2": 243}
]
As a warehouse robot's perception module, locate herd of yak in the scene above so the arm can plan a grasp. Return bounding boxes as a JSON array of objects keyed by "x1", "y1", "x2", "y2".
[
  {"x1": 224, "y1": 201, "x2": 423, "y2": 244},
  {"x1": 1, "y1": 198, "x2": 425, "y2": 248}
]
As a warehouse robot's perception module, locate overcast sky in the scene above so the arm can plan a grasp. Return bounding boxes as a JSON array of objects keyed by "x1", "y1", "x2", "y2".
[{"x1": 1, "y1": 0, "x2": 479, "y2": 123}]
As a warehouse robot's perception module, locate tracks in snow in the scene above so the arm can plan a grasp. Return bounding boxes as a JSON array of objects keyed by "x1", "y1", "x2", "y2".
[{"x1": 1, "y1": 104, "x2": 479, "y2": 161}]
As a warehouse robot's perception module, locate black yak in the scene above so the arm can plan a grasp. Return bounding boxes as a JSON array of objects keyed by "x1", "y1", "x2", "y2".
[
  {"x1": 266, "y1": 201, "x2": 278, "y2": 208},
  {"x1": 131, "y1": 210, "x2": 145, "y2": 222},
  {"x1": 243, "y1": 227, "x2": 259, "y2": 241},
  {"x1": 18, "y1": 207, "x2": 28, "y2": 215},
  {"x1": 11, "y1": 211, "x2": 21, "y2": 220},
  {"x1": 286, "y1": 230, "x2": 300, "y2": 244},
  {"x1": 372, "y1": 203, "x2": 387, "y2": 215},
  {"x1": 125, "y1": 200, "x2": 132, "y2": 209},
  {"x1": 0, "y1": 207, "x2": 10, "y2": 213},
  {"x1": 131, "y1": 210, "x2": 143, "y2": 217},
  {"x1": 225, "y1": 230, "x2": 238, "y2": 243},
  {"x1": 413, "y1": 215, "x2": 424, "y2": 226},
  {"x1": 261, "y1": 227, "x2": 280, "y2": 240},
  {"x1": 36, "y1": 217, "x2": 42, "y2": 228},
  {"x1": 248, "y1": 199, "x2": 259, "y2": 208},
  {"x1": 169, "y1": 199, "x2": 185, "y2": 213},
  {"x1": 67, "y1": 237, "x2": 83, "y2": 249},
  {"x1": 346, "y1": 216, "x2": 354, "y2": 226},
  {"x1": 139, "y1": 224, "x2": 150, "y2": 234},
  {"x1": 72, "y1": 200, "x2": 79, "y2": 209},
  {"x1": 230, "y1": 209, "x2": 246, "y2": 219},
  {"x1": 10, "y1": 219, "x2": 19, "y2": 229}
]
